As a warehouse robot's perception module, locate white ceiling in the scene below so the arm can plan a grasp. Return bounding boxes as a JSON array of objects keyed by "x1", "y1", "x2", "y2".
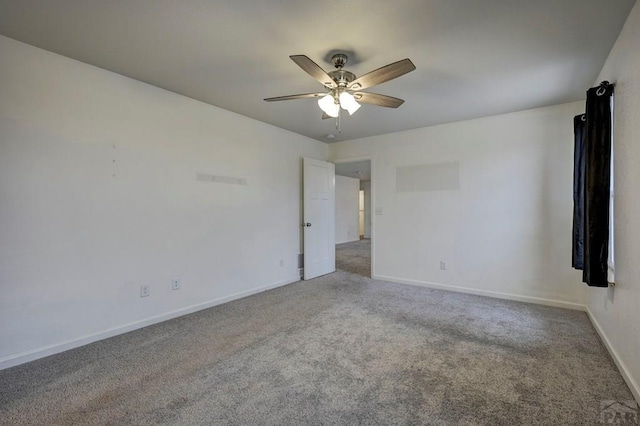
[
  {"x1": 0, "y1": 0, "x2": 635, "y2": 143},
  {"x1": 335, "y1": 160, "x2": 371, "y2": 182}
]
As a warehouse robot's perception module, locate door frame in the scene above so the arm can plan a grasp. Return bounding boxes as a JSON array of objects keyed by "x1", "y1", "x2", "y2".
[{"x1": 332, "y1": 156, "x2": 375, "y2": 278}]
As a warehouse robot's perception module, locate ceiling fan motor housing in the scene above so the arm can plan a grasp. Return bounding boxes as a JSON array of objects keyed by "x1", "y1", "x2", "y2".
[
  {"x1": 327, "y1": 53, "x2": 355, "y2": 89},
  {"x1": 328, "y1": 70, "x2": 356, "y2": 88}
]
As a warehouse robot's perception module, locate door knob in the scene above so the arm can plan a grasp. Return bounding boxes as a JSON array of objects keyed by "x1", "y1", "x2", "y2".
[{"x1": 305, "y1": 223, "x2": 312, "y2": 227}]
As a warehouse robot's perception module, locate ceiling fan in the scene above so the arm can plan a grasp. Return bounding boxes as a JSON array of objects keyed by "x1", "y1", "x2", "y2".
[{"x1": 264, "y1": 53, "x2": 416, "y2": 122}]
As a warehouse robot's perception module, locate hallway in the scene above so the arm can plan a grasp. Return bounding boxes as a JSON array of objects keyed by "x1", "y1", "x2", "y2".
[{"x1": 336, "y1": 238, "x2": 371, "y2": 277}]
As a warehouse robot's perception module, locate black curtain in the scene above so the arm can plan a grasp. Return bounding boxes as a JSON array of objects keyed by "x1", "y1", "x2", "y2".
[
  {"x1": 572, "y1": 114, "x2": 586, "y2": 270},
  {"x1": 572, "y1": 81, "x2": 614, "y2": 287}
]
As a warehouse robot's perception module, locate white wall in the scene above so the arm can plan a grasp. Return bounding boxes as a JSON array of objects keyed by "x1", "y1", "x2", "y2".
[
  {"x1": 0, "y1": 36, "x2": 328, "y2": 368},
  {"x1": 335, "y1": 175, "x2": 360, "y2": 244},
  {"x1": 359, "y1": 190, "x2": 365, "y2": 236},
  {"x1": 360, "y1": 181, "x2": 372, "y2": 238},
  {"x1": 330, "y1": 102, "x2": 586, "y2": 309},
  {"x1": 587, "y1": 1, "x2": 640, "y2": 402}
]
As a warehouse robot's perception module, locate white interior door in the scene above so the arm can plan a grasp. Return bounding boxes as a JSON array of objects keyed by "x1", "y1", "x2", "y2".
[{"x1": 303, "y1": 157, "x2": 335, "y2": 280}]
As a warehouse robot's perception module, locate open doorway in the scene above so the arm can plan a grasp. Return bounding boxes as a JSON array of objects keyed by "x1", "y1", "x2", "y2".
[{"x1": 334, "y1": 159, "x2": 372, "y2": 278}]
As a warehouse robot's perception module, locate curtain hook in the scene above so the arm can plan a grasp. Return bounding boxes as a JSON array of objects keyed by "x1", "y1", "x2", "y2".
[{"x1": 596, "y1": 81, "x2": 610, "y2": 96}]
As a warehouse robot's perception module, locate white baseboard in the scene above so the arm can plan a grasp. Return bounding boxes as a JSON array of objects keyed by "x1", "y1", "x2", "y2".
[
  {"x1": 586, "y1": 307, "x2": 640, "y2": 403},
  {"x1": 0, "y1": 275, "x2": 301, "y2": 371},
  {"x1": 373, "y1": 274, "x2": 586, "y2": 311}
]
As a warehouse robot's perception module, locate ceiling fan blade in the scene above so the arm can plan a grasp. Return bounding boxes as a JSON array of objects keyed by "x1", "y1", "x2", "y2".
[
  {"x1": 290, "y1": 55, "x2": 337, "y2": 89},
  {"x1": 348, "y1": 59, "x2": 416, "y2": 91},
  {"x1": 264, "y1": 93, "x2": 324, "y2": 102},
  {"x1": 353, "y1": 92, "x2": 405, "y2": 108}
]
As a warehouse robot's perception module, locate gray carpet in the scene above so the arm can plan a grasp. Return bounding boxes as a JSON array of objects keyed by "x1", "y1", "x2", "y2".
[
  {"x1": 337, "y1": 239, "x2": 371, "y2": 277},
  {"x1": 0, "y1": 240, "x2": 634, "y2": 425}
]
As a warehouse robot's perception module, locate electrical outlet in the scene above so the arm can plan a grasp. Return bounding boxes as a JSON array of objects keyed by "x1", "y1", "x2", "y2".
[
  {"x1": 140, "y1": 285, "x2": 150, "y2": 297},
  {"x1": 440, "y1": 261, "x2": 447, "y2": 270},
  {"x1": 171, "y1": 278, "x2": 182, "y2": 290}
]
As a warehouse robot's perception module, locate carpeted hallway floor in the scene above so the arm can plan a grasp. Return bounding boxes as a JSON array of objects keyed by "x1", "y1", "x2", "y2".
[
  {"x1": 336, "y1": 238, "x2": 371, "y2": 277},
  {"x1": 0, "y1": 240, "x2": 634, "y2": 425}
]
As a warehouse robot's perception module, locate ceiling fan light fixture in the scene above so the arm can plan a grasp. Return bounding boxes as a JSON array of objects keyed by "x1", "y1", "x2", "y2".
[
  {"x1": 339, "y1": 91, "x2": 361, "y2": 115},
  {"x1": 318, "y1": 93, "x2": 340, "y2": 117}
]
